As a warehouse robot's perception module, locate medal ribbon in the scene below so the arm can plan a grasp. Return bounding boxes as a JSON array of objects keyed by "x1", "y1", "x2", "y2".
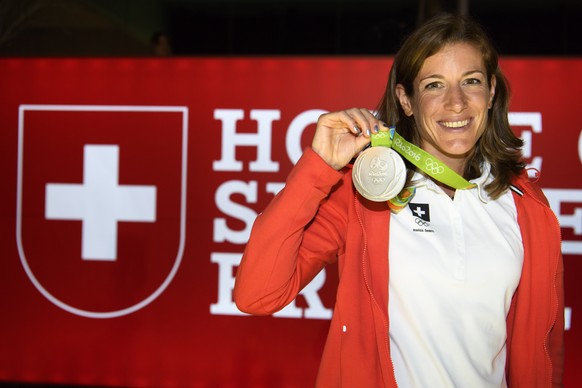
[{"x1": 371, "y1": 127, "x2": 477, "y2": 211}]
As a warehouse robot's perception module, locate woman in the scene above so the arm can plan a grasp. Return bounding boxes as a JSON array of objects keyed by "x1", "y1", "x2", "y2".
[{"x1": 234, "y1": 13, "x2": 564, "y2": 387}]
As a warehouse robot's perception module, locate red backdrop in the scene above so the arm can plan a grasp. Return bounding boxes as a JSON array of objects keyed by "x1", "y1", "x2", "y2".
[{"x1": 0, "y1": 57, "x2": 580, "y2": 387}]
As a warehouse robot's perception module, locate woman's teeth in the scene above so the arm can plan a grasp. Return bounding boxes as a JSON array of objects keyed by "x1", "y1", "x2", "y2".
[{"x1": 440, "y1": 119, "x2": 469, "y2": 128}]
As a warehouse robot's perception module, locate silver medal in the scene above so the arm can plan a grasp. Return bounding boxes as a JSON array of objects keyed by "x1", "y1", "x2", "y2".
[{"x1": 352, "y1": 146, "x2": 406, "y2": 202}]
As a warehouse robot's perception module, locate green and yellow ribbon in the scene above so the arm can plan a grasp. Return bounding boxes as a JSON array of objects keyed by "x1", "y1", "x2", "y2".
[{"x1": 371, "y1": 127, "x2": 477, "y2": 211}]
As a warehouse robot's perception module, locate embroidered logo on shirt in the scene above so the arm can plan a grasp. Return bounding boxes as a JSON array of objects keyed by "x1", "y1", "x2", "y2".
[
  {"x1": 409, "y1": 203, "x2": 430, "y2": 222},
  {"x1": 408, "y1": 203, "x2": 434, "y2": 232}
]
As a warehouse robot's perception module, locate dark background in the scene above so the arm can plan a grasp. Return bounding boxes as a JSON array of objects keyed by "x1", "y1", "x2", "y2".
[{"x1": 0, "y1": 0, "x2": 581, "y2": 57}]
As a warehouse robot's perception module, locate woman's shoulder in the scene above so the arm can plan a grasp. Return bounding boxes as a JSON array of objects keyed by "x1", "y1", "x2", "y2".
[{"x1": 510, "y1": 169, "x2": 550, "y2": 207}]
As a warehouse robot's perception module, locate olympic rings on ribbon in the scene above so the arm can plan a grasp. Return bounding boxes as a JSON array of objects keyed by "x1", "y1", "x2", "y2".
[{"x1": 425, "y1": 158, "x2": 445, "y2": 175}]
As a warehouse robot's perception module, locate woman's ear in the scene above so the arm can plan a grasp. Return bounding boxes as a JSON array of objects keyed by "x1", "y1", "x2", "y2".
[
  {"x1": 395, "y1": 84, "x2": 413, "y2": 116},
  {"x1": 488, "y1": 75, "x2": 496, "y2": 109}
]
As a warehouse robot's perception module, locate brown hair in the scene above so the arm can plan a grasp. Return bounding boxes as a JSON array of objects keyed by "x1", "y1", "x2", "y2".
[{"x1": 376, "y1": 13, "x2": 524, "y2": 198}]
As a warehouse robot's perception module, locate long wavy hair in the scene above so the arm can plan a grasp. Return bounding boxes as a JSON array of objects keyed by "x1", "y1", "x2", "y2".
[{"x1": 375, "y1": 13, "x2": 525, "y2": 198}]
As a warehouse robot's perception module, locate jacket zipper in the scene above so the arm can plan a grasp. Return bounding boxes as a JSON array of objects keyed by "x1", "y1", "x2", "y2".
[{"x1": 354, "y1": 195, "x2": 398, "y2": 387}]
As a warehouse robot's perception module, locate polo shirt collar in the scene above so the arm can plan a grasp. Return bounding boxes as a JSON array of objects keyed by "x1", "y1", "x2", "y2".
[{"x1": 410, "y1": 162, "x2": 494, "y2": 203}]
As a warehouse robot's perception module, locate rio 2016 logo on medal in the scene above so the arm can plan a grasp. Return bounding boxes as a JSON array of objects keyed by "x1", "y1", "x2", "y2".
[{"x1": 16, "y1": 105, "x2": 188, "y2": 319}]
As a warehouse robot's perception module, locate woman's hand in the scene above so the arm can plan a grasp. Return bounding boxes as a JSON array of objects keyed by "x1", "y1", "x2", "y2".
[{"x1": 312, "y1": 108, "x2": 385, "y2": 170}]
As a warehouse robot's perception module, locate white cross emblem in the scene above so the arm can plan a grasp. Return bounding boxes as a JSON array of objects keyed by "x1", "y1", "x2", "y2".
[
  {"x1": 413, "y1": 206, "x2": 426, "y2": 218},
  {"x1": 45, "y1": 144, "x2": 156, "y2": 261}
]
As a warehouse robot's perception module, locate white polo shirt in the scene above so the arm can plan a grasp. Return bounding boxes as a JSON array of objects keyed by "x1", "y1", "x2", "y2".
[{"x1": 388, "y1": 164, "x2": 523, "y2": 387}]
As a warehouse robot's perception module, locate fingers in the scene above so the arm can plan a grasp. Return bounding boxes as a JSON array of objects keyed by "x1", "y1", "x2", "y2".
[
  {"x1": 312, "y1": 108, "x2": 392, "y2": 170},
  {"x1": 324, "y1": 108, "x2": 387, "y2": 138},
  {"x1": 348, "y1": 108, "x2": 377, "y2": 137}
]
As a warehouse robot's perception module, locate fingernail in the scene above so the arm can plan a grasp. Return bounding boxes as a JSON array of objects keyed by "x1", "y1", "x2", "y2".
[
  {"x1": 373, "y1": 124, "x2": 379, "y2": 133},
  {"x1": 366, "y1": 128, "x2": 371, "y2": 136},
  {"x1": 354, "y1": 125, "x2": 361, "y2": 134}
]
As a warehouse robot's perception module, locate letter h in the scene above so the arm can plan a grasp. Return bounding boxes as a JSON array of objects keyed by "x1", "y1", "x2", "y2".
[{"x1": 213, "y1": 109, "x2": 280, "y2": 172}]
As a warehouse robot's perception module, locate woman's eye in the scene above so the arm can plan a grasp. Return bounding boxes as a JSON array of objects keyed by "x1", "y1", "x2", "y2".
[
  {"x1": 425, "y1": 82, "x2": 442, "y2": 89},
  {"x1": 464, "y1": 78, "x2": 482, "y2": 85}
]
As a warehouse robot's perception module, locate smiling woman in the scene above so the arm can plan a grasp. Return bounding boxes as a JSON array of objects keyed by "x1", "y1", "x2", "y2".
[
  {"x1": 395, "y1": 42, "x2": 495, "y2": 177},
  {"x1": 377, "y1": 13, "x2": 522, "y2": 200},
  {"x1": 235, "y1": 13, "x2": 564, "y2": 388}
]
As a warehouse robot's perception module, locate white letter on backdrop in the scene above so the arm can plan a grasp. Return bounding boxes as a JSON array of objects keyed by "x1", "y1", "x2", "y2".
[
  {"x1": 213, "y1": 109, "x2": 280, "y2": 172},
  {"x1": 508, "y1": 112, "x2": 543, "y2": 171},
  {"x1": 210, "y1": 252, "x2": 245, "y2": 316},
  {"x1": 543, "y1": 188, "x2": 582, "y2": 255},
  {"x1": 286, "y1": 109, "x2": 328, "y2": 165},
  {"x1": 214, "y1": 180, "x2": 257, "y2": 244}
]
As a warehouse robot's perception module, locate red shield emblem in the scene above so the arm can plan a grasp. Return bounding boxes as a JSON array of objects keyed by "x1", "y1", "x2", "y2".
[{"x1": 16, "y1": 105, "x2": 188, "y2": 318}]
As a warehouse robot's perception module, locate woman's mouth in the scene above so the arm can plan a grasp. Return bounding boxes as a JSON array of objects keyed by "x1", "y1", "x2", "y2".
[{"x1": 439, "y1": 119, "x2": 470, "y2": 128}]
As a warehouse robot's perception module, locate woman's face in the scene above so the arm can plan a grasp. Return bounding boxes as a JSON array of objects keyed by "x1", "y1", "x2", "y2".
[{"x1": 396, "y1": 42, "x2": 496, "y2": 169}]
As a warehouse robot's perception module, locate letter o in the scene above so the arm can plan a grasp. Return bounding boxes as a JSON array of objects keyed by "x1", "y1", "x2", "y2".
[{"x1": 286, "y1": 109, "x2": 328, "y2": 165}]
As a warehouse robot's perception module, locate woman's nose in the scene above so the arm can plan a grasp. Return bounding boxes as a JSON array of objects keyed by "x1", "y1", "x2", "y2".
[{"x1": 444, "y1": 85, "x2": 468, "y2": 112}]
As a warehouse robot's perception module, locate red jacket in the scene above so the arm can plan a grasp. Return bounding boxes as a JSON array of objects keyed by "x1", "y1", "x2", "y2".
[{"x1": 234, "y1": 148, "x2": 564, "y2": 387}]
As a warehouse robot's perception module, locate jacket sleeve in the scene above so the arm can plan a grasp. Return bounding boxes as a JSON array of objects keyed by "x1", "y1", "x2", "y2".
[
  {"x1": 524, "y1": 177, "x2": 565, "y2": 387},
  {"x1": 529, "y1": 179, "x2": 565, "y2": 386},
  {"x1": 234, "y1": 148, "x2": 349, "y2": 315},
  {"x1": 551, "y1": 251, "x2": 565, "y2": 387}
]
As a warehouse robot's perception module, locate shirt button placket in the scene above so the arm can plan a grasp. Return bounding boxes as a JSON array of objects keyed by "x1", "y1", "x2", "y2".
[{"x1": 451, "y1": 207, "x2": 466, "y2": 281}]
